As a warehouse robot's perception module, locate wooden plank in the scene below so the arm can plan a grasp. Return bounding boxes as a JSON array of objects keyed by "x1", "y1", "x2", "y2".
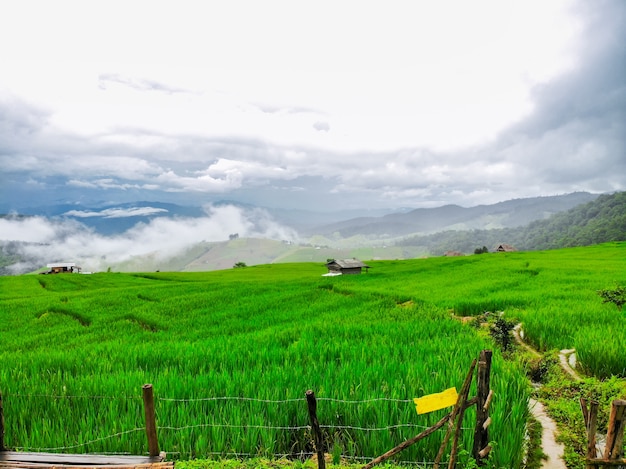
[
  {"x1": 0, "y1": 461, "x2": 171, "y2": 467},
  {"x1": 472, "y1": 350, "x2": 493, "y2": 461},
  {"x1": 0, "y1": 451, "x2": 165, "y2": 465},
  {"x1": 0, "y1": 462, "x2": 173, "y2": 469},
  {"x1": 362, "y1": 412, "x2": 451, "y2": 469},
  {"x1": 447, "y1": 362, "x2": 476, "y2": 469},
  {"x1": 581, "y1": 398, "x2": 590, "y2": 428},
  {"x1": 585, "y1": 400, "x2": 599, "y2": 469},
  {"x1": 584, "y1": 459, "x2": 626, "y2": 467},
  {"x1": 432, "y1": 358, "x2": 477, "y2": 469},
  {"x1": 604, "y1": 400, "x2": 626, "y2": 460}
]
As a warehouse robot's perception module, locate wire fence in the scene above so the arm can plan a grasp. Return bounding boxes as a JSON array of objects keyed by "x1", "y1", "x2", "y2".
[{"x1": 2, "y1": 391, "x2": 468, "y2": 466}]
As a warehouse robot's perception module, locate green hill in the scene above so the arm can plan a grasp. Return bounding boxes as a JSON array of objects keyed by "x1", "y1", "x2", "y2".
[{"x1": 397, "y1": 191, "x2": 626, "y2": 254}]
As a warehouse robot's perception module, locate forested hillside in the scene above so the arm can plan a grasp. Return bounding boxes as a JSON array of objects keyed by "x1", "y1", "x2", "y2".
[{"x1": 397, "y1": 191, "x2": 626, "y2": 254}]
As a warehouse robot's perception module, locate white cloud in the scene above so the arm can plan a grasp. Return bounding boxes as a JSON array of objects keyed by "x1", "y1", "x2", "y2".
[
  {"x1": 1, "y1": 205, "x2": 299, "y2": 273},
  {"x1": 313, "y1": 121, "x2": 330, "y2": 132},
  {"x1": 0, "y1": 0, "x2": 623, "y2": 213},
  {"x1": 64, "y1": 207, "x2": 169, "y2": 218}
]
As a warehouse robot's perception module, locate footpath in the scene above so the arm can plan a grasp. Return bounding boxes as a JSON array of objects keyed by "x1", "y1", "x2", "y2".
[{"x1": 513, "y1": 325, "x2": 578, "y2": 469}]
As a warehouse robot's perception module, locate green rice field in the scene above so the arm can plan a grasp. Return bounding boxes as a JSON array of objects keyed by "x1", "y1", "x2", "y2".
[{"x1": 0, "y1": 242, "x2": 624, "y2": 467}]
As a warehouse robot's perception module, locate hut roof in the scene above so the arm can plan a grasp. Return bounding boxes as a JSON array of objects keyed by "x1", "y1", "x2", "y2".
[
  {"x1": 496, "y1": 244, "x2": 517, "y2": 252},
  {"x1": 326, "y1": 259, "x2": 370, "y2": 269}
]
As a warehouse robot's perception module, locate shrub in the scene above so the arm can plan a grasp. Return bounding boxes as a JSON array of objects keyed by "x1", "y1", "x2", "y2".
[
  {"x1": 597, "y1": 285, "x2": 625, "y2": 310},
  {"x1": 490, "y1": 317, "x2": 516, "y2": 352}
]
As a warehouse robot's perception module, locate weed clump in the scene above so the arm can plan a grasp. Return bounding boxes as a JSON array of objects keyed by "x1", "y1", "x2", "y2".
[
  {"x1": 597, "y1": 284, "x2": 625, "y2": 310},
  {"x1": 490, "y1": 317, "x2": 516, "y2": 352}
]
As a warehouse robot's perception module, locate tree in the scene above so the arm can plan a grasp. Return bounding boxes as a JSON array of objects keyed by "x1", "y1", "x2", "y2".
[{"x1": 233, "y1": 261, "x2": 247, "y2": 268}]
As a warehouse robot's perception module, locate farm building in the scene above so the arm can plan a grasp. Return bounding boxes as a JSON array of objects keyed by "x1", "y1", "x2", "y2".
[
  {"x1": 42, "y1": 263, "x2": 81, "y2": 274},
  {"x1": 495, "y1": 244, "x2": 517, "y2": 252},
  {"x1": 325, "y1": 259, "x2": 370, "y2": 275}
]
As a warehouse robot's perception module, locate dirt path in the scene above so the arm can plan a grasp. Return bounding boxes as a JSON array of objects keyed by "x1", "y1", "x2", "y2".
[
  {"x1": 513, "y1": 325, "x2": 569, "y2": 468},
  {"x1": 529, "y1": 398, "x2": 568, "y2": 469},
  {"x1": 559, "y1": 348, "x2": 582, "y2": 381}
]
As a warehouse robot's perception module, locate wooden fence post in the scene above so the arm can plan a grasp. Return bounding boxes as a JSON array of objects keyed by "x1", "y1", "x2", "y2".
[
  {"x1": 581, "y1": 398, "x2": 599, "y2": 469},
  {"x1": 305, "y1": 390, "x2": 325, "y2": 469},
  {"x1": 142, "y1": 384, "x2": 160, "y2": 458},
  {"x1": 604, "y1": 399, "x2": 626, "y2": 461},
  {"x1": 0, "y1": 388, "x2": 5, "y2": 451},
  {"x1": 433, "y1": 358, "x2": 477, "y2": 469},
  {"x1": 473, "y1": 350, "x2": 493, "y2": 464}
]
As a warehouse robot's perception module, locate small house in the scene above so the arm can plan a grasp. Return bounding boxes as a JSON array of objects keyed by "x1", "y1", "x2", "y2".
[
  {"x1": 42, "y1": 263, "x2": 81, "y2": 274},
  {"x1": 495, "y1": 244, "x2": 516, "y2": 252},
  {"x1": 325, "y1": 259, "x2": 370, "y2": 275}
]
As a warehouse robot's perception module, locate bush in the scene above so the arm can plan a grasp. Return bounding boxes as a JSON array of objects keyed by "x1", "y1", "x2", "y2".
[
  {"x1": 490, "y1": 317, "x2": 515, "y2": 351},
  {"x1": 597, "y1": 285, "x2": 625, "y2": 310}
]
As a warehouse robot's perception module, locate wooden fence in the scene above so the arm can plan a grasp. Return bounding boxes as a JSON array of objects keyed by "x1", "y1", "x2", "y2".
[
  {"x1": 581, "y1": 398, "x2": 626, "y2": 468},
  {"x1": 0, "y1": 384, "x2": 169, "y2": 468},
  {"x1": 0, "y1": 351, "x2": 494, "y2": 468}
]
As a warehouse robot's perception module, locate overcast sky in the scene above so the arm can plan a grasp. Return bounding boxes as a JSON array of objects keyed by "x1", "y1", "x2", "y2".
[{"x1": 1, "y1": 0, "x2": 625, "y2": 213}]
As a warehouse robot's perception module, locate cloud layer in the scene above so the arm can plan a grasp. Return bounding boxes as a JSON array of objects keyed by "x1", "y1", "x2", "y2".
[
  {"x1": 0, "y1": 0, "x2": 624, "y2": 212},
  {"x1": 0, "y1": 205, "x2": 299, "y2": 273}
]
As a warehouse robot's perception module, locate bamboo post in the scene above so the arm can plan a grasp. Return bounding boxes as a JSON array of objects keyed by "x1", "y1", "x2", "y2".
[
  {"x1": 472, "y1": 350, "x2": 492, "y2": 463},
  {"x1": 0, "y1": 388, "x2": 5, "y2": 451},
  {"x1": 433, "y1": 358, "x2": 478, "y2": 469},
  {"x1": 142, "y1": 384, "x2": 160, "y2": 458},
  {"x1": 581, "y1": 398, "x2": 599, "y2": 469},
  {"x1": 603, "y1": 399, "x2": 626, "y2": 461},
  {"x1": 306, "y1": 390, "x2": 325, "y2": 469},
  {"x1": 447, "y1": 364, "x2": 478, "y2": 469}
]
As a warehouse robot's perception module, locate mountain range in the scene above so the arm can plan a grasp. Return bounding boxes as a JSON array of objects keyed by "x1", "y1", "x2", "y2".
[
  {"x1": 2, "y1": 191, "x2": 624, "y2": 275},
  {"x1": 9, "y1": 192, "x2": 599, "y2": 238}
]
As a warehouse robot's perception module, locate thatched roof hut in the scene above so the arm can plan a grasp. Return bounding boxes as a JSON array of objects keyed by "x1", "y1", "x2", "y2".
[
  {"x1": 495, "y1": 244, "x2": 517, "y2": 252},
  {"x1": 325, "y1": 259, "x2": 370, "y2": 275}
]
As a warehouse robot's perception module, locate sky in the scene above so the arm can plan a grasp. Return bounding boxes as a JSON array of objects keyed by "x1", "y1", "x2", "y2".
[{"x1": 1, "y1": 0, "x2": 625, "y2": 214}]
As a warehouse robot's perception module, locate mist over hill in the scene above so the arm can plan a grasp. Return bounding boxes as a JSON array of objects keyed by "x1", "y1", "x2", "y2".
[
  {"x1": 1, "y1": 191, "x2": 624, "y2": 275},
  {"x1": 396, "y1": 191, "x2": 626, "y2": 255},
  {"x1": 304, "y1": 192, "x2": 598, "y2": 238}
]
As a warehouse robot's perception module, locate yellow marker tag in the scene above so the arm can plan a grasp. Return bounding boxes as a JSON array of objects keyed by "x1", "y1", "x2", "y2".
[{"x1": 413, "y1": 387, "x2": 458, "y2": 415}]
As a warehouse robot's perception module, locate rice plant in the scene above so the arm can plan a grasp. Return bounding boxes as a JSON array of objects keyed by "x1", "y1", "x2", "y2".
[{"x1": 2, "y1": 243, "x2": 624, "y2": 466}]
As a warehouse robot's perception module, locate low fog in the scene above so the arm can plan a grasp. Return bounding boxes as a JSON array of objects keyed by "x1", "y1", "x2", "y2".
[{"x1": 0, "y1": 205, "x2": 299, "y2": 274}]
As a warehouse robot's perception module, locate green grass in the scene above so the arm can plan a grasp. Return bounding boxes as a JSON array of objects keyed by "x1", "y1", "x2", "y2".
[{"x1": 1, "y1": 242, "x2": 625, "y2": 467}]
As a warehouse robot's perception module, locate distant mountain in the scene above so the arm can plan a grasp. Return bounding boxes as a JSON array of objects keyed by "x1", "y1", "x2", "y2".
[
  {"x1": 305, "y1": 192, "x2": 599, "y2": 238},
  {"x1": 2, "y1": 192, "x2": 621, "y2": 275},
  {"x1": 396, "y1": 191, "x2": 626, "y2": 254},
  {"x1": 9, "y1": 200, "x2": 398, "y2": 236}
]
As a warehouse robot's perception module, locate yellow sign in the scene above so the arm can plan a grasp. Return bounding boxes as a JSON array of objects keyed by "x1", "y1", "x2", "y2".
[{"x1": 414, "y1": 387, "x2": 458, "y2": 415}]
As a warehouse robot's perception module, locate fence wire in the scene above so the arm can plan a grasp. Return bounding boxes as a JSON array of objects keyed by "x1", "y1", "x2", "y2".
[{"x1": 4, "y1": 391, "x2": 468, "y2": 459}]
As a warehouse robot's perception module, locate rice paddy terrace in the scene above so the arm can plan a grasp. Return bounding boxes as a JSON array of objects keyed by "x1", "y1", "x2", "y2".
[{"x1": 0, "y1": 242, "x2": 624, "y2": 468}]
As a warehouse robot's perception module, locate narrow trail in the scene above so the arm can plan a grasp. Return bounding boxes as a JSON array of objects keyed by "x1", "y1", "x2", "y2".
[
  {"x1": 528, "y1": 398, "x2": 568, "y2": 469},
  {"x1": 559, "y1": 348, "x2": 582, "y2": 381},
  {"x1": 512, "y1": 325, "x2": 572, "y2": 469}
]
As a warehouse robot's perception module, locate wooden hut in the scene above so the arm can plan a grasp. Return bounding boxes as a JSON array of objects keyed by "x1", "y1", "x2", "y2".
[
  {"x1": 495, "y1": 244, "x2": 517, "y2": 252},
  {"x1": 325, "y1": 259, "x2": 370, "y2": 275}
]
